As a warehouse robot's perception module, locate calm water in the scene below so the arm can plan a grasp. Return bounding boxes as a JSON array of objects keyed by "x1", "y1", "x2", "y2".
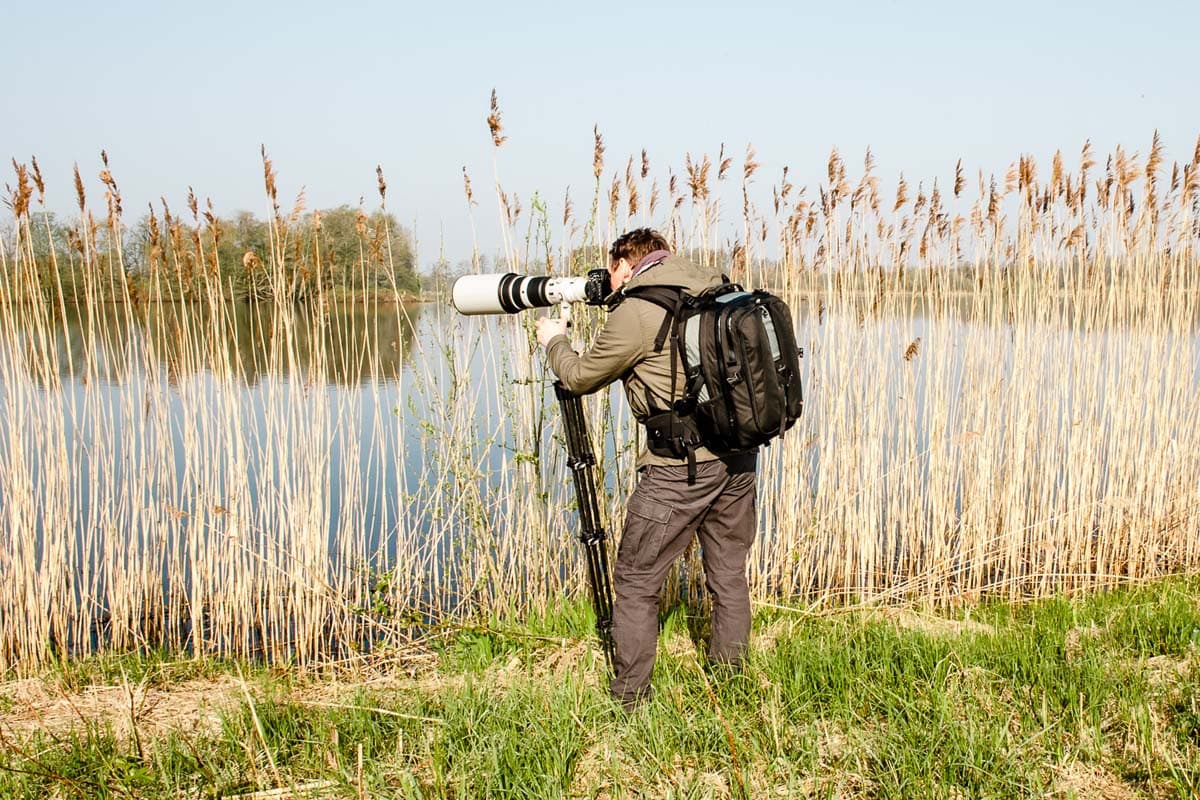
[{"x1": 3, "y1": 297, "x2": 1200, "y2": 538}]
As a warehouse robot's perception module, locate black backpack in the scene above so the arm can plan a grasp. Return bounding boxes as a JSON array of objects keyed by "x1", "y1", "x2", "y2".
[{"x1": 620, "y1": 281, "x2": 804, "y2": 481}]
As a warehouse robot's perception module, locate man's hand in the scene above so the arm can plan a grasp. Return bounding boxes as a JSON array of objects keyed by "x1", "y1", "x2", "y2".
[{"x1": 535, "y1": 314, "x2": 569, "y2": 348}]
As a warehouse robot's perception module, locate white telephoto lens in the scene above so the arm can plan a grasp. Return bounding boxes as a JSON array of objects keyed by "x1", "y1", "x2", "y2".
[
  {"x1": 544, "y1": 276, "x2": 588, "y2": 305},
  {"x1": 451, "y1": 274, "x2": 508, "y2": 315},
  {"x1": 451, "y1": 273, "x2": 589, "y2": 315}
]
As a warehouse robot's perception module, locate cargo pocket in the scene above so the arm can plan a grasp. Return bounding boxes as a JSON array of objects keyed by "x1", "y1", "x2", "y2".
[{"x1": 619, "y1": 492, "x2": 675, "y2": 573}]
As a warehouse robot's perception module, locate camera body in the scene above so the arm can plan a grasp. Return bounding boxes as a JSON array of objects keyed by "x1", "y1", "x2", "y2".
[
  {"x1": 582, "y1": 268, "x2": 609, "y2": 306},
  {"x1": 452, "y1": 269, "x2": 610, "y2": 315}
]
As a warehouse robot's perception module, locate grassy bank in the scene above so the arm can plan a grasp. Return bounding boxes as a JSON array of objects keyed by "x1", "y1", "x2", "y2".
[{"x1": 2, "y1": 577, "x2": 1197, "y2": 799}]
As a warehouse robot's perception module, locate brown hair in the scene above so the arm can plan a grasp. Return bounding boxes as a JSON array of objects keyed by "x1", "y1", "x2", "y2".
[{"x1": 609, "y1": 228, "x2": 671, "y2": 267}]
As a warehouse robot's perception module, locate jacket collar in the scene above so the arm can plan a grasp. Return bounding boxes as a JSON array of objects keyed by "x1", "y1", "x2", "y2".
[{"x1": 631, "y1": 249, "x2": 671, "y2": 279}]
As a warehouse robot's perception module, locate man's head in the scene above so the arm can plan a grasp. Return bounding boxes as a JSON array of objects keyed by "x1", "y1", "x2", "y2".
[{"x1": 608, "y1": 228, "x2": 671, "y2": 291}]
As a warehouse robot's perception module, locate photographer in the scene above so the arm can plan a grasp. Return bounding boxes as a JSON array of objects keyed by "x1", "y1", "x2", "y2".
[{"x1": 535, "y1": 228, "x2": 758, "y2": 710}]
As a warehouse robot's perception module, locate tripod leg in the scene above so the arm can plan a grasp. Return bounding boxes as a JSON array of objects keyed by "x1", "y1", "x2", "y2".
[{"x1": 554, "y1": 382, "x2": 616, "y2": 674}]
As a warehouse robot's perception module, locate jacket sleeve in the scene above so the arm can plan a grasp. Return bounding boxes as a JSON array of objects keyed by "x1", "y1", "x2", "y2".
[{"x1": 545, "y1": 302, "x2": 645, "y2": 394}]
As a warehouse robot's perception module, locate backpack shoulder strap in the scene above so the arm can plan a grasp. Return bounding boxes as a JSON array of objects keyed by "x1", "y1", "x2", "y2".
[
  {"x1": 618, "y1": 285, "x2": 685, "y2": 353},
  {"x1": 619, "y1": 284, "x2": 683, "y2": 312}
]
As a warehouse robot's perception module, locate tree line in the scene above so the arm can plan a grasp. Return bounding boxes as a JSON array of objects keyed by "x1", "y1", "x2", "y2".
[{"x1": 4, "y1": 205, "x2": 420, "y2": 303}]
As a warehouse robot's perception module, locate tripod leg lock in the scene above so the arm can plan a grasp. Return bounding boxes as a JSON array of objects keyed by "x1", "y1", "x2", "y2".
[{"x1": 579, "y1": 530, "x2": 608, "y2": 546}]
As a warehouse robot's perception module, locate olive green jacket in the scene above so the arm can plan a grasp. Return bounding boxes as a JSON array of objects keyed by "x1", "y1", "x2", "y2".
[{"x1": 545, "y1": 254, "x2": 725, "y2": 468}]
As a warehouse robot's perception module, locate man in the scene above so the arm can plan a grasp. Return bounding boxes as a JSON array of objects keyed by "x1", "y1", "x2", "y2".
[{"x1": 534, "y1": 228, "x2": 758, "y2": 709}]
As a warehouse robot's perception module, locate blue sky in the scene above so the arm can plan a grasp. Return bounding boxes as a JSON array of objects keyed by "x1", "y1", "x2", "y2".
[{"x1": 3, "y1": 0, "x2": 1198, "y2": 267}]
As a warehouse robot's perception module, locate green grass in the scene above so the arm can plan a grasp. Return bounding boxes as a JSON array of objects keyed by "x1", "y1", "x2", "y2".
[
  {"x1": 2, "y1": 577, "x2": 1198, "y2": 798},
  {"x1": 41, "y1": 647, "x2": 237, "y2": 694}
]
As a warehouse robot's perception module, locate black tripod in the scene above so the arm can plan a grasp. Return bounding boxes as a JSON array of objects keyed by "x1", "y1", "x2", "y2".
[{"x1": 554, "y1": 381, "x2": 615, "y2": 674}]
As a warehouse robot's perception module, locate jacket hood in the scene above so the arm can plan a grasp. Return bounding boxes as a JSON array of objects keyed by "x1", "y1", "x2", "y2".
[{"x1": 620, "y1": 253, "x2": 724, "y2": 296}]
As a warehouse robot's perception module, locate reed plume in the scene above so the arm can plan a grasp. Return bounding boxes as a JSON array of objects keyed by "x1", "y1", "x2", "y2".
[
  {"x1": 30, "y1": 156, "x2": 44, "y2": 204},
  {"x1": 893, "y1": 173, "x2": 909, "y2": 212},
  {"x1": 593, "y1": 125, "x2": 604, "y2": 180},
  {"x1": 487, "y1": 89, "x2": 507, "y2": 148},
  {"x1": 462, "y1": 167, "x2": 476, "y2": 207}
]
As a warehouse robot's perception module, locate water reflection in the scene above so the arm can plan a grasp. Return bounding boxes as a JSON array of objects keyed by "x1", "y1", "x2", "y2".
[{"x1": 8, "y1": 298, "x2": 423, "y2": 387}]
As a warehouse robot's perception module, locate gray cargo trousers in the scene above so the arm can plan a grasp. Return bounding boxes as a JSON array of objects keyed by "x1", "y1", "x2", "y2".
[{"x1": 610, "y1": 452, "x2": 758, "y2": 706}]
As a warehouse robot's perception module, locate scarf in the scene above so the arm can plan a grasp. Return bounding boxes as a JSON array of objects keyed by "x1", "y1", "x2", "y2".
[{"x1": 631, "y1": 249, "x2": 671, "y2": 279}]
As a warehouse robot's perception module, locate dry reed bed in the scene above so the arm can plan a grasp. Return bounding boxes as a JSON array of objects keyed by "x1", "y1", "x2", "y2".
[{"x1": 0, "y1": 125, "x2": 1198, "y2": 674}]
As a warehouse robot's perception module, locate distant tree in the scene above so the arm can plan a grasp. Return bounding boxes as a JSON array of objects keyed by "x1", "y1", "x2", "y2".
[
  {"x1": 123, "y1": 218, "x2": 152, "y2": 276},
  {"x1": 218, "y1": 211, "x2": 271, "y2": 272},
  {"x1": 424, "y1": 253, "x2": 465, "y2": 300},
  {"x1": 297, "y1": 206, "x2": 419, "y2": 295},
  {"x1": 11, "y1": 212, "x2": 85, "y2": 299},
  {"x1": 13, "y1": 206, "x2": 422, "y2": 303}
]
